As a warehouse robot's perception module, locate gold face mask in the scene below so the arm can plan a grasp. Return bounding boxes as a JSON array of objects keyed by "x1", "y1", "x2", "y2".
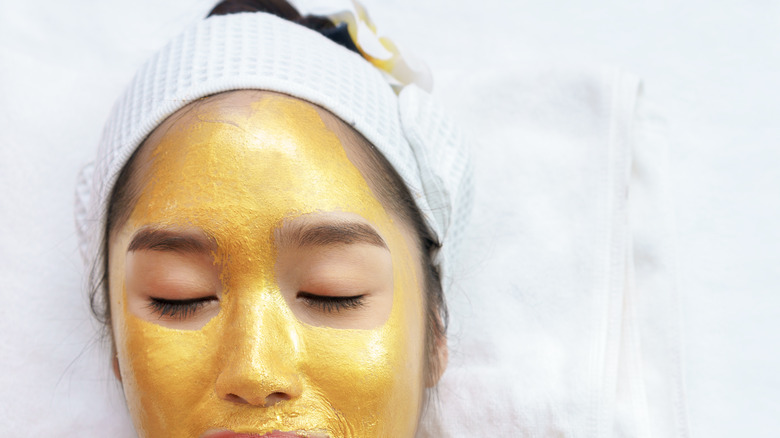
[{"x1": 108, "y1": 91, "x2": 427, "y2": 437}]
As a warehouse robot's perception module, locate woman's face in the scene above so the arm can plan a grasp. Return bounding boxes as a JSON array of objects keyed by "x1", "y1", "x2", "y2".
[{"x1": 108, "y1": 91, "x2": 428, "y2": 437}]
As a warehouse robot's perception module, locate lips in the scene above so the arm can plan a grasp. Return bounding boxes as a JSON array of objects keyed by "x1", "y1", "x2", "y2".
[{"x1": 202, "y1": 431, "x2": 324, "y2": 438}]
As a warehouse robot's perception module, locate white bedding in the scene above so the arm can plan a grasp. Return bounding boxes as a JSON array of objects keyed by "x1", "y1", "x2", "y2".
[{"x1": 1, "y1": 0, "x2": 778, "y2": 436}]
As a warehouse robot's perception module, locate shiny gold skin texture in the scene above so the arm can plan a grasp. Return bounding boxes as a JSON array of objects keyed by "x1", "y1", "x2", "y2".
[{"x1": 108, "y1": 91, "x2": 426, "y2": 437}]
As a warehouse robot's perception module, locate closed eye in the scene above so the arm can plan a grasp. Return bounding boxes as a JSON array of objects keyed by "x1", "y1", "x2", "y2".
[
  {"x1": 297, "y1": 291, "x2": 365, "y2": 313},
  {"x1": 147, "y1": 296, "x2": 218, "y2": 320}
]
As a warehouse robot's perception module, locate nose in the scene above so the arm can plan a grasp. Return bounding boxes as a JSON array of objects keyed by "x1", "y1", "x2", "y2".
[{"x1": 215, "y1": 294, "x2": 302, "y2": 407}]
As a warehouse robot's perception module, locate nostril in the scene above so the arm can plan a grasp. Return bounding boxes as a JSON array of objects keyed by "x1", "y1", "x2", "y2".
[
  {"x1": 264, "y1": 391, "x2": 291, "y2": 407},
  {"x1": 223, "y1": 391, "x2": 291, "y2": 407},
  {"x1": 224, "y1": 393, "x2": 249, "y2": 404}
]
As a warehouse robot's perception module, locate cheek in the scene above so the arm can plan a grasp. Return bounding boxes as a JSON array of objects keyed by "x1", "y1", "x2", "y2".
[
  {"x1": 296, "y1": 325, "x2": 422, "y2": 433},
  {"x1": 299, "y1": 327, "x2": 396, "y2": 426},
  {"x1": 115, "y1": 301, "x2": 222, "y2": 436}
]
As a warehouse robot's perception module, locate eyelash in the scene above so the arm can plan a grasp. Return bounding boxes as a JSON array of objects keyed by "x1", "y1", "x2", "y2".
[
  {"x1": 146, "y1": 293, "x2": 364, "y2": 319},
  {"x1": 297, "y1": 292, "x2": 365, "y2": 313},
  {"x1": 147, "y1": 297, "x2": 217, "y2": 320}
]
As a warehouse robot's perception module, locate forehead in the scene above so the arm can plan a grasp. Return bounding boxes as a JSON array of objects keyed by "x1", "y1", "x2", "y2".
[
  {"x1": 129, "y1": 90, "x2": 388, "y2": 235},
  {"x1": 145, "y1": 90, "x2": 358, "y2": 155}
]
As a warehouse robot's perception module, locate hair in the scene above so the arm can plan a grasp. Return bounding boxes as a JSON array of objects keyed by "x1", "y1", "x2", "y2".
[{"x1": 90, "y1": 0, "x2": 447, "y2": 394}]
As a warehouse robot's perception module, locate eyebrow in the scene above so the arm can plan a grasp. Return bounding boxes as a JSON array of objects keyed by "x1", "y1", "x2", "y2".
[
  {"x1": 279, "y1": 221, "x2": 389, "y2": 250},
  {"x1": 127, "y1": 228, "x2": 215, "y2": 254},
  {"x1": 127, "y1": 221, "x2": 388, "y2": 253}
]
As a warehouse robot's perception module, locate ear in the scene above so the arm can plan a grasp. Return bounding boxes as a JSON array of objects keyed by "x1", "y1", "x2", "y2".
[
  {"x1": 426, "y1": 334, "x2": 448, "y2": 388},
  {"x1": 112, "y1": 348, "x2": 122, "y2": 382}
]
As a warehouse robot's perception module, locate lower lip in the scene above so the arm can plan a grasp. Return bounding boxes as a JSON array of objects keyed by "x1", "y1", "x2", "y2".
[{"x1": 205, "y1": 433, "x2": 306, "y2": 438}]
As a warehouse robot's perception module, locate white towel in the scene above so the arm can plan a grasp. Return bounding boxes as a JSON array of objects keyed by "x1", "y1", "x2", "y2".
[{"x1": 416, "y1": 66, "x2": 688, "y2": 437}]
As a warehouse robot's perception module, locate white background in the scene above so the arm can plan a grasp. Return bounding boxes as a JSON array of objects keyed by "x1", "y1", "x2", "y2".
[{"x1": 1, "y1": 0, "x2": 778, "y2": 436}]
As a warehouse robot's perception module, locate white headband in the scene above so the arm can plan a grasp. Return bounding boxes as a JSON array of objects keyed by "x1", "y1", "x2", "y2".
[{"x1": 74, "y1": 11, "x2": 472, "y2": 286}]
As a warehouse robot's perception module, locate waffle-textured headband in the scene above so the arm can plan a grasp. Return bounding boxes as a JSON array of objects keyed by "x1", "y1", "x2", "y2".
[{"x1": 74, "y1": 12, "x2": 472, "y2": 285}]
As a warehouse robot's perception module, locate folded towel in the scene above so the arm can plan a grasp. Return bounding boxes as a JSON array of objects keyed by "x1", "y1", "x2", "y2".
[{"x1": 417, "y1": 66, "x2": 688, "y2": 437}]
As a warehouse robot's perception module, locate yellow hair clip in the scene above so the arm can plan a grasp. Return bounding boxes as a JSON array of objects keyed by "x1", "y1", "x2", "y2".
[{"x1": 313, "y1": 0, "x2": 433, "y2": 93}]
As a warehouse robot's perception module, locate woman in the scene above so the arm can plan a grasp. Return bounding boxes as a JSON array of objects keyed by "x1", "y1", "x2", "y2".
[{"x1": 74, "y1": 1, "x2": 472, "y2": 436}]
